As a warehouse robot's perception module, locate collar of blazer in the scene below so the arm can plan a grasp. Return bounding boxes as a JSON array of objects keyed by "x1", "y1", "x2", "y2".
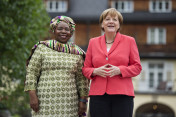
[{"x1": 100, "y1": 32, "x2": 122, "y2": 56}]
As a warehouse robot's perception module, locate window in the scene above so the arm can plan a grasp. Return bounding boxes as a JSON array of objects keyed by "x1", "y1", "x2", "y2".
[
  {"x1": 138, "y1": 61, "x2": 174, "y2": 92},
  {"x1": 148, "y1": 63, "x2": 164, "y2": 90},
  {"x1": 147, "y1": 27, "x2": 166, "y2": 44},
  {"x1": 149, "y1": 0, "x2": 172, "y2": 12},
  {"x1": 47, "y1": 0, "x2": 68, "y2": 12},
  {"x1": 149, "y1": 73, "x2": 154, "y2": 88},
  {"x1": 111, "y1": 0, "x2": 133, "y2": 13}
]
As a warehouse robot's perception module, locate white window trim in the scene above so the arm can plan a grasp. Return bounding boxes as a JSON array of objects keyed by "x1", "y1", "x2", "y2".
[
  {"x1": 138, "y1": 60, "x2": 174, "y2": 92},
  {"x1": 147, "y1": 27, "x2": 166, "y2": 45},
  {"x1": 149, "y1": 0, "x2": 172, "y2": 13},
  {"x1": 111, "y1": 0, "x2": 134, "y2": 13},
  {"x1": 148, "y1": 62, "x2": 166, "y2": 90},
  {"x1": 46, "y1": 0, "x2": 68, "y2": 12}
]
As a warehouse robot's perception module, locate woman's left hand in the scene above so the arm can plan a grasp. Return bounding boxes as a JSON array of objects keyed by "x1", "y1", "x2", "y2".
[
  {"x1": 106, "y1": 64, "x2": 121, "y2": 77},
  {"x1": 78, "y1": 102, "x2": 87, "y2": 116}
]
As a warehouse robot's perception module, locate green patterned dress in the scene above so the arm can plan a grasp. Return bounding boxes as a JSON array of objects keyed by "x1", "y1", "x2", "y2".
[{"x1": 24, "y1": 44, "x2": 88, "y2": 117}]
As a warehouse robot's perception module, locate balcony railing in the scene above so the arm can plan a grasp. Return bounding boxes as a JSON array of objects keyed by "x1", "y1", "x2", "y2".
[{"x1": 138, "y1": 44, "x2": 176, "y2": 53}]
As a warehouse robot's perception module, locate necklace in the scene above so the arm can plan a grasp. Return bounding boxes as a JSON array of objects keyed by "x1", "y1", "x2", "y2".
[{"x1": 106, "y1": 40, "x2": 114, "y2": 44}]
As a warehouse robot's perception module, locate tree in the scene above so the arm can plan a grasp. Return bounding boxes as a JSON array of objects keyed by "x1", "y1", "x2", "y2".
[{"x1": 0, "y1": 0, "x2": 50, "y2": 116}]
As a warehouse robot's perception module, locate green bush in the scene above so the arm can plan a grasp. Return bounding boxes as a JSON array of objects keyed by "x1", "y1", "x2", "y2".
[{"x1": 0, "y1": 0, "x2": 50, "y2": 116}]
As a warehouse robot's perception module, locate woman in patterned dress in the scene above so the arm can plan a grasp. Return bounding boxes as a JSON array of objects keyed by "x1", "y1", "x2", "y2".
[{"x1": 24, "y1": 16, "x2": 89, "y2": 117}]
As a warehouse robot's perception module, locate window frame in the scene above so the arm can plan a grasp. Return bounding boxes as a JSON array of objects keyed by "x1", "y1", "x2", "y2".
[
  {"x1": 111, "y1": 0, "x2": 134, "y2": 13},
  {"x1": 147, "y1": 27, "x2": 166, "y2": 45},
  {"x1": 148, "y1": 63, "x2": 165, "y2": 90},
  {"x1": 149, "y1": 0, "x2": 172, "y2": 13},
  {"x1": 138, "y1": 61, "x2": 174, "y2": 92},
  {"x1": 46, "y1": 0, "x2": 68, "y2": 12}
]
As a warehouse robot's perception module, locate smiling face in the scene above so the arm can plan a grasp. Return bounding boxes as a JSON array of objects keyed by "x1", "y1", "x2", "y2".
[
  {"x1": 101, "y1": 14, "x2": 120, "y2": 33},
  {"x1": 54, "y1": 21, "x2": 71, "y2": 44}
]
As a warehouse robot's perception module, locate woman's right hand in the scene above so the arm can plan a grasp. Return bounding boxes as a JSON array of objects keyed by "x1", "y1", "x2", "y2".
[
  {"x1": 29, "y1": 90, "x2": 39, "y2": 112},
  {"x1": 92, "y1": 64, "x2": 109, "y2": 78}
]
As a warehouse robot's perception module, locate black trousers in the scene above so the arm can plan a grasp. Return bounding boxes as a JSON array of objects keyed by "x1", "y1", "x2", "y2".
[{"x1": 89, "y1": 94, "x2": 134, "y2": 117}]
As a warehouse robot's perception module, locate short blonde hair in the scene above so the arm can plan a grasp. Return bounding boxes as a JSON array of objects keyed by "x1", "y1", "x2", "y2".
[{"x1": 99, "y1": 8, "x2": 123, "y2": 32}]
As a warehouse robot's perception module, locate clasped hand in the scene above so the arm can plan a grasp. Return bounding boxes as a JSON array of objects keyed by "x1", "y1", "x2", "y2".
[{"x1": 93, "y1": 64, "x2": 121, "y2": 77}]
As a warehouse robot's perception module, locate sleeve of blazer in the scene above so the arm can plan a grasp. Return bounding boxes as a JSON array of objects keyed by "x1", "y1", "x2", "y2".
[
  {"x1": 118, "y1": 38, "x2": 142, "y2": 78},
  {"x1": 82, "y1": 39, "x2": 95, "y2": 80}
]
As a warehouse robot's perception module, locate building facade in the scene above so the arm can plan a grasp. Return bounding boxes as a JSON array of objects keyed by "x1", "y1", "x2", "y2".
[{"x1": 43, "y1": 0, "x2": 176, "y2": 117}]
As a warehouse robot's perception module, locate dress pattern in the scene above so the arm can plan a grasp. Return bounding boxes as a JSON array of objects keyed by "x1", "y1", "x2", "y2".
[{"x1": 24, "y1": 44, "x2": 88, "y2": 117}]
